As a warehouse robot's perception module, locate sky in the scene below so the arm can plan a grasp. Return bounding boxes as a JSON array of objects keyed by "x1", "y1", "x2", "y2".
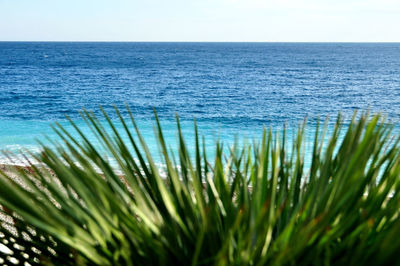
[{"x1": 0, "y1": 0, "x2": 399, "y2": 42}]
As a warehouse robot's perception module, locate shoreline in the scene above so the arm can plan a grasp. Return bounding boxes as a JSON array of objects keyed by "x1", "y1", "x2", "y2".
[{"x1": 0, "y1": 163, "x2": 38, "y2": 174}]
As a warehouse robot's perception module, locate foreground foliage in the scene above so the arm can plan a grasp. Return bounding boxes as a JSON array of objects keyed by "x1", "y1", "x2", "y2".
[{"x1": 1, "y1": 108, "x2": 400, "y2": 265}]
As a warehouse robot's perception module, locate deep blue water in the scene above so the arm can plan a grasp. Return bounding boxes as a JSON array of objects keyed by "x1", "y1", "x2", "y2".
[{"x1": 1, "y1": 42, "x2": 400, "y2": 165}]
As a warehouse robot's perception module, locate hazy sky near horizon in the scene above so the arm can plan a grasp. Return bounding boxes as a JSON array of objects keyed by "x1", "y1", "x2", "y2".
[{"x1": 0, "y1": 0, "x2": 399, "y2": 42}]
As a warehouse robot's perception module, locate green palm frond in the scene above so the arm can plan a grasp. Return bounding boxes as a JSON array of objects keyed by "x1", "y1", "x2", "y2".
[{"x1": 1, "y1": 107, "x2": 400, "y2": 265}]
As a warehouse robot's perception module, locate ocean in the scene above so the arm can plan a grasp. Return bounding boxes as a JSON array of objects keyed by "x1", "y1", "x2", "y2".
[{"x1": 1, "y1": 42, "x2": 400, "y2": 165}]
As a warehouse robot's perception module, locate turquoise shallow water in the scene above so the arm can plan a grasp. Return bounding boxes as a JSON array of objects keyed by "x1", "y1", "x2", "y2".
[
  {"x1": 1, "y1": 42, "x2": 400, "y2": 165},
  {"x1": 0, "y1": 117, "x2": 342, "y2": 170},
  {"x1": 0, "y1": 118, "x2": 278, "y2": 165}
]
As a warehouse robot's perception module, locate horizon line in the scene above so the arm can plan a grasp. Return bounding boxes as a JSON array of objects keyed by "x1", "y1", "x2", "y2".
[{"x1": 1, "y1": 41, "x2": 400, "y2": 43}]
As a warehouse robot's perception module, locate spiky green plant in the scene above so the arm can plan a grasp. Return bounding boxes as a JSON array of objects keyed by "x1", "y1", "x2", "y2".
[{"x1": 1, "y1": 108, "x2": 400, "y2": 265}]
